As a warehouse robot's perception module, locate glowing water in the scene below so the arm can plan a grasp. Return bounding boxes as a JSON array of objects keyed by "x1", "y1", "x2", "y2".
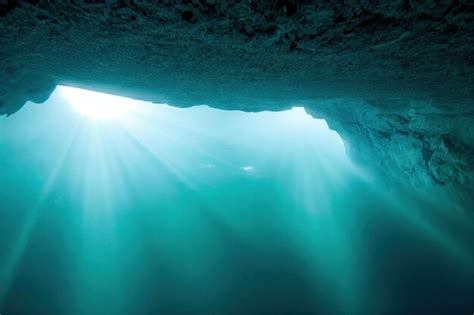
[{"x1": 0, "y1": 87, "x2": 472, "y2": 314}]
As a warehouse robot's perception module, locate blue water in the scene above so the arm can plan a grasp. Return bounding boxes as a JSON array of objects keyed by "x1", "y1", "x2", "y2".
[{"x1": 0, "y1": 87, "x2": 473, "y2": 314}]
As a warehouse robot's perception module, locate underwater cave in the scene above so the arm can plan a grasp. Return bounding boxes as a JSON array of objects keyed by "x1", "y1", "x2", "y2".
[{"x1": 0, "y1": 1, "x2": 473, "y2": 314}]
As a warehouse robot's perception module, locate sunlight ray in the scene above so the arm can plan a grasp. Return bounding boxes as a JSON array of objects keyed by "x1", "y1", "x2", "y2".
[
  {"x1": 2, "y1": 86, "x2": 471, "y2": 314},
  {"x1": 361, "y1": 178, "x2": 474, "y2": 265},
  {"x1": 0, "y1": 119, "x2": 81, "y2": 304},
  {"x1": 117, "y1": 124, "x2": 203, "y2": 190},
  {"x1": 119, "y1": 116, "x2": 235, "y2": 171}
]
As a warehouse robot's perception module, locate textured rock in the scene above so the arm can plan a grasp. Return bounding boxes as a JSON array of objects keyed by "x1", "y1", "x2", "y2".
[
  {"x1": 306, "y1": 98, "x2": 474, "y2": 206},
  {"x1": 0, "y1": 0, "x2": 473, "y2": 203}
]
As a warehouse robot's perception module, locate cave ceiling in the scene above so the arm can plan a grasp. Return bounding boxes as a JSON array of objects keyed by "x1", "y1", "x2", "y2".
[{"x1": 0, "y1": 0, "x2": 473, "y2": 203}]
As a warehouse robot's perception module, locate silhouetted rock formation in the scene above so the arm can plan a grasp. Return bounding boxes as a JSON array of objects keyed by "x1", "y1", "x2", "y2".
[{"x1": 1, "y1": 0, "x2": 473, "y2": 203}]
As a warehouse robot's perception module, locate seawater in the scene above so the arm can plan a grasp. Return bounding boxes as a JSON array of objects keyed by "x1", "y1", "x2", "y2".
[{"x1": 0, "y1": 87, "x2": 472, "y2": 314}]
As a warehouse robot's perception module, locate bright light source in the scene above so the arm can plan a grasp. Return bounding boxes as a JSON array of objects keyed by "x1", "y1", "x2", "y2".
[
  {"x1": 286, "y1": 106, "x2": 313, "y2": 122},
  {"x1": 57, "y1": 86, "x2": 136, "y2": 121}
]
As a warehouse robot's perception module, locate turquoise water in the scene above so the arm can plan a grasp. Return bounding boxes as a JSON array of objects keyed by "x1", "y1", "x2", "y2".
[{"x1": 0, "y1": 87, "x2": 473, "y2": 314}]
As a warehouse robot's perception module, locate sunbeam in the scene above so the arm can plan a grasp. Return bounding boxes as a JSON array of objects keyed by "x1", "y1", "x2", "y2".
[
  {"x1": 1, "y1": 86, "x2": 473, "y2": 314},
  {"x1": 58, "y1": 86, "x2": 136, "y2": 122},
  {"x1": 0, "y1": 117, "x2": 81, "y2": 305}
]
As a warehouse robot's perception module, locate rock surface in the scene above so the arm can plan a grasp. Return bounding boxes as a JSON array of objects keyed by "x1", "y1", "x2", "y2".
[
  {"x1": 306, "y1": 99, "x2": 474, "y2": 206},
  {"x1": 0, "y1": 0, "x2": 473, "y2": 203}
]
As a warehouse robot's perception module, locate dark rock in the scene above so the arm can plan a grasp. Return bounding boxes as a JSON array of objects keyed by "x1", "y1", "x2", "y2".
[
  {"x1": 0, "y1": 0, "x2": 473, "y2": 203},
  {"x1": 181, "y1": 10, "x2": 194, "y2": 22},
  {"x1": 0, "y1": 0, "x2": 18, "y2": 17}
]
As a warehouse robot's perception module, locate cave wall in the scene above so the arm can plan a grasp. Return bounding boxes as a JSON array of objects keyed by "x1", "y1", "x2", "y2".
[
  {"x1": 1, "y1": 0, "x2": 473, "y2": 202},
  {"x1": 305, "y1": 99, "x2": 474, "y2": 205}
]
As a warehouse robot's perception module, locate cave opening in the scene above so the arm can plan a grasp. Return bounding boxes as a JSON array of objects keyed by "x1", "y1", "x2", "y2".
[{"x1": 0, "y1": 85, "x2": 354, "y2": 199}]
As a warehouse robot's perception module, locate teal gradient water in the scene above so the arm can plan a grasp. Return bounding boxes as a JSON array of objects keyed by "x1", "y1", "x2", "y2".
[{"x1": 0, "y1": 87, "x2": 473, "y2": 314}]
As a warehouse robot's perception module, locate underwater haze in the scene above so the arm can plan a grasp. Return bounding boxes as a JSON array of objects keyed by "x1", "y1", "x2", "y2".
[{"x1": 0, "y1": 87, "x2": 473, "y2": 314}]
